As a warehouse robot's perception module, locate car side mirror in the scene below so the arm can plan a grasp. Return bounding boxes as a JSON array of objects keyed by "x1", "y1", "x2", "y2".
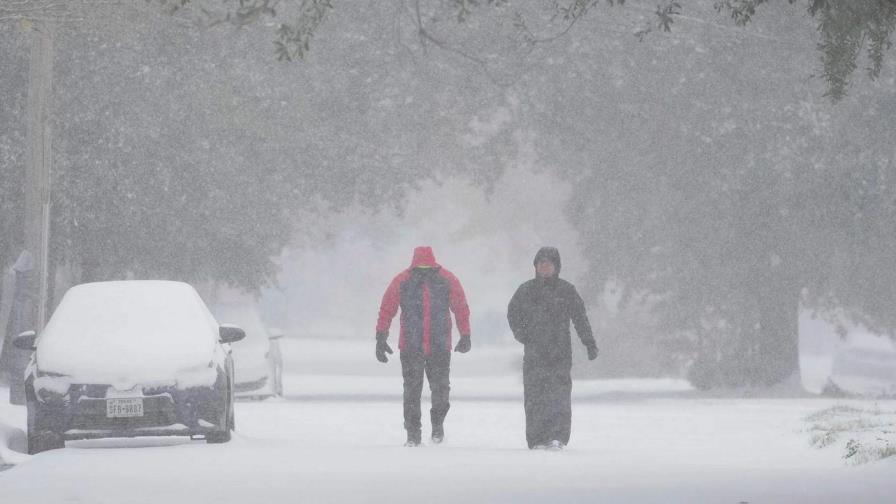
[
  {"x1": 268, "y1": 327, "x2": 285, "y2": 340},
  {"x1": 13, "y1": 330, "x2": 37, "y2": 351},
  {"x1": 219, "y1": 325, "x2": 246, "y2": 344}
]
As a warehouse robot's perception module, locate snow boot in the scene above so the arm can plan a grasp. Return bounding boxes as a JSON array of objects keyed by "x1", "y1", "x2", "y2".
[
  {"x1": 405, "y1": 429, "x2": 422, "y2": 447},
  {"x1": 547, "y1": 440, "x2": 564, "y2": 451},
  {"x1": 431, "y1": 423, "x2": 444, "y2": 444}
]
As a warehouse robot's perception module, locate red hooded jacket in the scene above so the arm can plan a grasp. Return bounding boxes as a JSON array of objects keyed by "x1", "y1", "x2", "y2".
[{"x1": 376, "y1": 247, "x2": 470, "y2": 354}]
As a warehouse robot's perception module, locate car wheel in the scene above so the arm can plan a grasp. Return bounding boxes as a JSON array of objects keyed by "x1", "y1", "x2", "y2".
[
  {"x1": 206, "y1": 388, "x2": 232, "y2": 444},
  {"x1": 205, "y1": 414, "x2": 231, "y2": 443},
  {"x1": 27, "y1": 401, "x2": 64, "y2": 454}
]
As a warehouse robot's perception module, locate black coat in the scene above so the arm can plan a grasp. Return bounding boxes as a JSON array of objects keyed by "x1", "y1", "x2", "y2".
[{"x1": 507, "y1": 276, "x2": 596, "y2": 369}]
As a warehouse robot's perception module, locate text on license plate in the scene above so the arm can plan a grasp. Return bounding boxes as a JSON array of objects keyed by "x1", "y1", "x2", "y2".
[{"x1": 106, "y1": 398, "x2": 144, "y2": 418}]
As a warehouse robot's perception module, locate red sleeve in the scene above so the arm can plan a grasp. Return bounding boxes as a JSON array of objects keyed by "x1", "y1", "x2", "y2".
[
  {"x1": 446, "y1": 271, "x2": 471, "y2": 336},
  {"x1": 376, "y1": 274, "x2": 403, "y2": 334}
]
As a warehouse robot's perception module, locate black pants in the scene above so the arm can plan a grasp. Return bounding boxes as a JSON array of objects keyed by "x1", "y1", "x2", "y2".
[
  {"x1": 523, "y1": 360, "x2": 572, "y2": 448},
  {"x1": 400, "y1": 350, "x2": 451, "y2": 433}
]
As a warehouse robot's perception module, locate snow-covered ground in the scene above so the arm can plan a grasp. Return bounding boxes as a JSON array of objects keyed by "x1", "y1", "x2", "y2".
[{"x1": 1, "y1": 338, "x2": 894, "y2": 503}]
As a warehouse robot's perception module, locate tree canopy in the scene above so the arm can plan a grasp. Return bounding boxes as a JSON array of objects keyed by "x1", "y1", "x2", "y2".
[{"x1": 149, "y1": 0, "x2": 894, "y2": 101}]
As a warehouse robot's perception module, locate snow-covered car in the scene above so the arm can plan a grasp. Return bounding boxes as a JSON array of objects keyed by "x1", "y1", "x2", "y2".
[
  {"x1": 13, "y1": 280, "x2": 245, "y2": 454},
  {"x1": 828, "y1": 333, "x2": 896, "y2": 397},
  {"x1": 211, "y1": 303, "x2": 283, "y2": 399}
]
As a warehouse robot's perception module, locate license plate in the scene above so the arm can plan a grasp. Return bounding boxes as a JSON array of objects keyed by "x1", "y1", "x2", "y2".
[{"x1": 106, "y1": 398, "x2": 144, "y2": 418}]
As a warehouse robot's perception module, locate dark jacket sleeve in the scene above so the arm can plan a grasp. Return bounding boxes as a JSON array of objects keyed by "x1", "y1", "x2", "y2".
[
  {"x1": 507, "y1": 284, "x2": 529, "y2": 344},
  {"x1": 569, "y1": 284, "x2": 596, "y2": 349}
]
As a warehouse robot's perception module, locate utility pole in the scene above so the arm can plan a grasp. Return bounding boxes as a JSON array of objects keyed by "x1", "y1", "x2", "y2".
[
  {"x1": 7, "y1": 17, "x2": 54, "y2": 404},
  {"x1": 24, "y1": 17, "x2": 53, "y2": 331}
]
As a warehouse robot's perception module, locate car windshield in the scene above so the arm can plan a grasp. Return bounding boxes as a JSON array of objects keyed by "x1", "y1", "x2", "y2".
[{"x1": 36, "y1": 281, "x2": 219, "y2": 383}]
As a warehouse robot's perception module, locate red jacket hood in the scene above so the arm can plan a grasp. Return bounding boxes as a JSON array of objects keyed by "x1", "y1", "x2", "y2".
[{"x1": 410, "y1": 246, "x2": 440, "y2": 268}]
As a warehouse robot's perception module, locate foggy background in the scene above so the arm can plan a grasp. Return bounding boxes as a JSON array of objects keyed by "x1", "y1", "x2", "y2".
[{"x1": 2, "y1": 0, "x2": 895, "y2": 388}]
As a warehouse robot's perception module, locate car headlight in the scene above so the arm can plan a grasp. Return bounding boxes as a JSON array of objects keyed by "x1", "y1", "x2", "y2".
[{"x1": 34, "y1": 370, "x2": 72, "y2": 403}]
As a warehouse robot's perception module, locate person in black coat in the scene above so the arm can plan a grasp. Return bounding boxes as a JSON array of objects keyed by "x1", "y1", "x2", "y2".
[{"x1": 507, "y1": 246, "x2": 599, "y2": 449}]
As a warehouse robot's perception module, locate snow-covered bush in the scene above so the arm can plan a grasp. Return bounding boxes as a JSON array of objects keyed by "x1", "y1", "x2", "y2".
[{"x1": 806, "y1": 405, "x2": 896, "y2": 465}]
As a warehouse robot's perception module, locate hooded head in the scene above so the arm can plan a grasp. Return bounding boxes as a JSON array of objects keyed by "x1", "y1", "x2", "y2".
[
  {"x1": 410, "y1": 246, "x2": 439, "y2": 269},
  {"x1": 533, "y1": 246, "x2": 561, "y2": 279}
]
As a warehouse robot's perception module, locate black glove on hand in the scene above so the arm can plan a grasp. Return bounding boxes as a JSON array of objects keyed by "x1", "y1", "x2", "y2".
[
  {"x1": 375, "y1": 332, "x2": 393, "y2": 363},
  {"x1": 454, "y1": 334, "x2": 471, "y2": 353},
  {"x1": 586, "y1": 343, "x2": 599, "y2": 361}
]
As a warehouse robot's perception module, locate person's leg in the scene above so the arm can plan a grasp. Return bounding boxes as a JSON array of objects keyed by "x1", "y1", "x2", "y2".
[
  {"x1": 524, "y1": 360, "x2": 551, "y2": 449},
  {"x1": 552, "y1": 369, "x2": 573, "y2": 446},
  {"x1": 401, "y1": 351, "x2": 425, "y2": 444},
  {"x1": 542, "y1": 366, "x2": 572, "y2": 446},
  {"x1": 523, "y1": 372, "x2": 538, "y2": 448},
  {"x1": 557, "y1": 370, "x2": 572, "y2": 446},
  {"x1": 425, "y1": 350, "x2": 451, "y2": 442}
]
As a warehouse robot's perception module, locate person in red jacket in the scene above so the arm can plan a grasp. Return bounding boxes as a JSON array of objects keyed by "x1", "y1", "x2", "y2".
[{"x1": 375, "y1": 246, "x2": 471, "y2": 447}]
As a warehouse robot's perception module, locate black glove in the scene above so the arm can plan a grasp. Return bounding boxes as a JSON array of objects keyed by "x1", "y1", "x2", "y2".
[
  {"x1": 586, "y1": 343, "x2": 599, "y2": 361},
  {"x1": 375, "y1": 332, "x2": 393, "y2": 363},
  {"x1": 454, "y1": 334, "x2": 471, "y2": 353}
]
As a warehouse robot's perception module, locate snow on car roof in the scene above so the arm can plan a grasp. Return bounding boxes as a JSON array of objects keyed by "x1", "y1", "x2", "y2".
[{"x1": 36, "y1": 281, "x2": 220, "y2": 385}]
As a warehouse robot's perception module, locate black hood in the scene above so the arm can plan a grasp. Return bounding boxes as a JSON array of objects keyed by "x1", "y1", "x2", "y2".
[{"x1": 533, "y1": 246, "x2": 561, "y2": 277}]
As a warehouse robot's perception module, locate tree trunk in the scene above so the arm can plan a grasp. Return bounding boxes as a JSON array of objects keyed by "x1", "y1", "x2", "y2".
[
  {"x1": 754, "y1": 281, "x2": 801, "y2": 386},
  {"x1": 687, "y1": 273, "x2": 801, "y2": 390}
]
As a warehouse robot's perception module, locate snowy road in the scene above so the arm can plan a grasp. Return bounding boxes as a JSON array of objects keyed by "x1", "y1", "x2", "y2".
[{"x1": 1, "y1": 340, "x2": 894, "y2": 503}]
